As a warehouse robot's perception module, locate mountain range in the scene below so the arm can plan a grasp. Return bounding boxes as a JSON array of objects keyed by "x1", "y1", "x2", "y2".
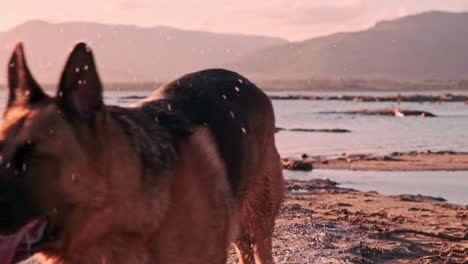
[
  {"x1": 233, "y1": 11, "x2": 468, "y2": 81},
  {"x1": 0, "y1": 20, "x2": 286, "y2": 84},
  {"x1": 1, "y1": 11, "x2": 468, "y2": 85}
]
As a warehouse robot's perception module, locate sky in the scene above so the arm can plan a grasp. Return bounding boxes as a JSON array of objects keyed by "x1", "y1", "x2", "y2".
[{"x1": 1, "y1": 0, "x2": 468, "y2": 41}]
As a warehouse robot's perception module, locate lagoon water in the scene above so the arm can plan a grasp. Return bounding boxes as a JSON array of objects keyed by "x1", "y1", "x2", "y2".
[
  {"x1": 111, "y1": 90, "x2": 468, "y2": 204},
  {"x1": 104, "y1": 90, "x2": 468, "y2": 159},
  {"x1": 0, "y1": 89, "x2": 467, "y2": 203},
  {"x1": 107, "y1": 89, "x2": 468, "y2": 204},
  {"x1": 271, "y1": 92, "x2": 468, "y2": 158}
]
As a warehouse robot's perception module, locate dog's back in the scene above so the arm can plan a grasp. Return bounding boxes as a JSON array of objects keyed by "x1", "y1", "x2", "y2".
[
  {"x1": 144, "y1": 69, "x2": 277, "y2": 192},
  {"x1": 144, "y1": 69, "x2": 284, "y2": 263}
]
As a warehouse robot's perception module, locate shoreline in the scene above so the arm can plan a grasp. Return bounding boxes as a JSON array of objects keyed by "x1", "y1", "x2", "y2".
[
  {"x1": 282, "y1": 151, "x2": 468, "y2": 171},
  {"x1": 270, "y1": 93, "x2": 468, "y2": 103},
  {"x1": 118, "y1": 93, "x2": 468, "y2": 103},
  {"x1": 2, "y1": 79, "x2": 467, "y2": 92},
  {"x1": 228, "y1": 179, "x2": 468, "y2": 263}
]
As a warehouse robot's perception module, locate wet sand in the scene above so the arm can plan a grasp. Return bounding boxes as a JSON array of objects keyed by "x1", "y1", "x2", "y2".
[
  {"x1": 228, "y1": 179, "x2": 468, "y2": 263},
  {"x1": 283, "y1": 151, "x2": 468, "y2": 171}
]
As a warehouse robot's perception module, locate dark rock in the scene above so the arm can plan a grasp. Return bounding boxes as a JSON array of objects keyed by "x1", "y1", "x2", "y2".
[
  {"x1": 276, "y1": 127, "x2": 352, "y2": 133},
  {"x1": 400, "y1": 110, "x2": 436, "y2": 117},
  {"x1": 275, "y1": 127, "x2": 286, "y2": 133},
  {"x1": 336, "y1": 203, "x2": 352, "y2": 207},
  {"x1": 282, "y1": 159, "x2": 313, "y2": 171},
  {"x1": 398, "y1": 194, "x2": 447, "y2": 203},
  {"x1": 119, "y1": 95, "x2": 146, "y2": 100}
]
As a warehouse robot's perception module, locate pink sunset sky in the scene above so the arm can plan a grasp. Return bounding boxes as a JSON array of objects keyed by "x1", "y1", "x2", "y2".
[{"x1": 1, "y1": 0, "x2": 468, "y2": 40}]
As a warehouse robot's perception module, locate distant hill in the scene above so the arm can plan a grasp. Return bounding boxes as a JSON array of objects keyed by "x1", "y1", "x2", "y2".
[
  {"x1": 0, "y1": 20, "x2": 287, "y2": 84},
  {"x1": 232, "y1": 11, "x2": 468, "y2": 81}
]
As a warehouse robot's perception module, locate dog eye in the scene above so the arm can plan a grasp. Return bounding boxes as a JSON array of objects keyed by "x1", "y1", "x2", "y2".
[
  {"x1": 16, "y1": 142, "x2": 35, "y2": 158},
  {"x1": 12, "y1": 142, "x2": 36, "y2": 172}
]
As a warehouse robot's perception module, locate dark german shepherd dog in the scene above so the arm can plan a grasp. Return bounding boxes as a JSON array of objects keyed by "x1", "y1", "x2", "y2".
[{"x1": 0, "y1": 43, "x2": 284, "y2": 264}]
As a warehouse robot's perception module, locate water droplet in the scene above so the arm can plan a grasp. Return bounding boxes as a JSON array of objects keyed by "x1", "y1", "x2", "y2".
[
  {"x1": 84, "y1": 65, "x2": 89, "y2": 71},
  {"x1": 167, "y1": 104, "x2": 172, "y2": 111},
  {"x1": 75, "y1": 67, "x2": 80, "y2": 73},
  {"x1": 154, "y1": 116, "x2": 159, "y2": 123},
  {"x1": 230, "y1": 111, "x2": 235, "y2": 119},
  {"x1": 222, "y1": 94, "x2": 227, "y2": 100},
  {"x1": 58, "y1": 91, "x2": 64, "y2": 97},
  {"x1": 177, "y1": 80, "x2": 180, "y2": 86},
  {"x1": 83, "y1": 80, "x2": 87, "y2": 85},
  {"x1": 9, "y1": 63, "x2": 15, "y2": 68},
  {"x1": 234, "y1": 86, "x2": 240, "y2": 92},
  {"x1": 24, "y1": 90, "x2": 30, "y2": 97},
  {"x1": 5, "y1": 162, "x2": 11, "y2": 169},
  {"x1": 241, "y1": 127, "x2": 247, "y2": 133},
  {"x1": 78, "y1": 80, "x2": 83, "y2": 85},
  {"x1": 22, "y1": 163, "x2": 27, "y2": 172},
  {"x1": 238, "y1": 79, "x2": 244, "y2": 84}
]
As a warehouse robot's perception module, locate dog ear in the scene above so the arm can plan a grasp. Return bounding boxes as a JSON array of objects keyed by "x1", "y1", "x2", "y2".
[
  {"x1": 7, "y1": 43, "x2": 46, "y2": 107},
  {"x1": 57, "y1": 43, "x2": 103, "y2": 120}
]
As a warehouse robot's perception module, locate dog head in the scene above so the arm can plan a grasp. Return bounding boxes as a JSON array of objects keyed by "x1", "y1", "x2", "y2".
[{"x1": 0, "y1": 42, "x2": 124, "y2": 263}]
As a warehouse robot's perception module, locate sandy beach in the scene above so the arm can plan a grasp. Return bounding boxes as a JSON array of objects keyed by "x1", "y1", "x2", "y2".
[
  {"x1": 228, "y1": 179, "x2": 468, "y2": 263},
  {"x1": 257, "y1": 151, "x2": 468, "y2": 263},
  {"x1": 283, "y1": 151, "x2": 468, "y2": 171}
]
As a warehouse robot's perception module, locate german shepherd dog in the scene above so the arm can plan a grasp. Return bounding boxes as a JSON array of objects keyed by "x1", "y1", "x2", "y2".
[{"x1": 0, "y1": 43, "x2": 284, "y2": 264}]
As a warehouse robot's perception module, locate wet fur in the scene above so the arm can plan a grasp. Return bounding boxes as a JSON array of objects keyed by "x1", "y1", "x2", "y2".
[{"x1": 0, "y1": 44, "x2": 284, "y2": 264}]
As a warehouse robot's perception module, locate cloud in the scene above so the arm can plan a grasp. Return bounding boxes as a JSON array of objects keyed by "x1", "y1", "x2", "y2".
[
  {"x1": 240, "y1": 0, "x2": 373, "y2": 27},
  {"x1": 268, "y1": 5, "x2": 366, "y2": 25},
  {"x1": 398, "y1": 6, "x2": 408, "y2": 18},
  {"x1": 119, "y1": 0, "x2": 150, "y2": 9}
]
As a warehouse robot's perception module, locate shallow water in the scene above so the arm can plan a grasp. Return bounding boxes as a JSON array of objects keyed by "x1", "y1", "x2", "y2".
[
  {"x1": 103, "y1": 89, "x2": 468, "y2": 158},
  {"x1": 284, "y1": 169, "x2": 468, "y2": 204},
  {"x1": 108, "y1": 89, "x2": 468, "y2": 204},
  {"x1": 272, "y1": 94, "x2": 468, "y2": 158}
]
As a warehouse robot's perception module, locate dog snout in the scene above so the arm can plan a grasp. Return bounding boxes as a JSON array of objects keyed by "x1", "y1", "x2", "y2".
[{"x1": 0, "y1": 197, "x2": 11, "y2": 228}]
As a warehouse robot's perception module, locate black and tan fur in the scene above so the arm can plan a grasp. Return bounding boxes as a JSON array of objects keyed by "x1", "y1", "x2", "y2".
[{"x1": 0, "y1": 42, "x2": 284, "y2": 264}]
